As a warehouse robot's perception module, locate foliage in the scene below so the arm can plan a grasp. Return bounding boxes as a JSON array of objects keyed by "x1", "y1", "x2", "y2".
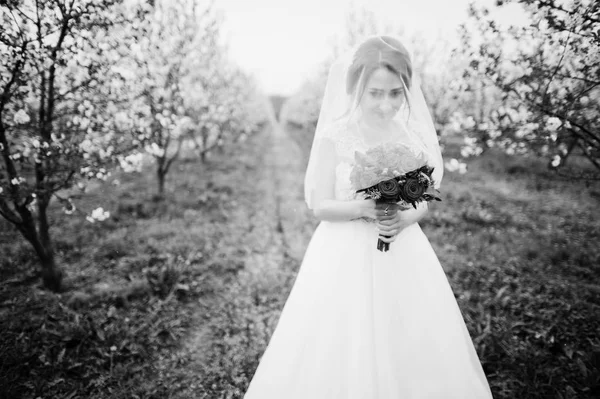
[
  {"x1": 119, "y1": 0, "x2": 268, "y2": 195},
  {"x1": 118, "y1": 0, "x2": 219, "y2": 195},
  {"x1": 0, "y1": 127, "x2": 271, "y2": 398},
  {"x1": 182, "y1": 62, "x2": 268, "y2": 163},
  {"x1": 458, "y1": 0, "x2": 600, "y2": 178},
  {"x1": 0, "y1": 0, "x2": 148, "y2": 290},
  {"x1": 0, "y1": 0, "x2": 269, "y2": 291},
  {"x1": 279, "y1": 72, "x2": 326, "y2": 130},
  {"x1": 429, "y1": 141, "x2": 600, "y2": 398}
]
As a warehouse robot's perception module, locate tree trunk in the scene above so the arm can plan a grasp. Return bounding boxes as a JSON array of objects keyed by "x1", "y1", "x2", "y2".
[
  {"x1": 37, "y1": 197, "x2": 63, "y2": 291},
  {"x1": 157, "y1": 167, "x2": 166, "y2": 197},
  {"x1": 16, "y1": 205, "x2": 64, "y2": 292},
  {"x1": 479, "y1": 80, "x2": 486, "y2": 123},
  {"x1": 39, "y1": 249, "x2": 62, "y2": 292},
  {"x1": 560, "y1": 136, "x2": 579, "y2": 166}
]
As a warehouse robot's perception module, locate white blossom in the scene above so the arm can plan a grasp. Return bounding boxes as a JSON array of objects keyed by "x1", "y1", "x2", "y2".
[
  {"x1": 463, "y1": 116, "x2": 476, "y2": 130},
  {"x1": 119, "y1": 152, "x2": 144, "y2": 173},
  {"x1": 145, "y1": 143, "x2": 165, "y2": 158},
  {"x1": 488, "y1": 129, "x2": 502, "y2": 139},
  {"x1": 460, "y1": 137, "x2": 483, "y2": 158},
  {"x1": 515, "y1": 122, "x2": 539, "y2": 139},
  {"x1": 558, "y1": 143, "x2": 569, "y2": 155},
  {"x1": 445, "y1": 158, "x2": 467, "y2": 174},
  {"x1": 79, "y1": 139, "x2": 93, "y2": 153},
  {"x1": 546, "y1": 117, "x2": 562, "y2": 132},
  {"x1": 14, "y1": 109, "x2": 30, "y2": 124},
  {"x1": 89, "y1": 207, "x2": 110, "y2": 222},
  {"x1": 500, "y1": 60, "x2": 525, "y2": 81}
]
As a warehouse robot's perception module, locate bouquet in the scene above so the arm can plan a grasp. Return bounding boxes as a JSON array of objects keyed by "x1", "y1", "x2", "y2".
[{"x1": 349, "y1": 143, "x2": 441, "y2": 252}]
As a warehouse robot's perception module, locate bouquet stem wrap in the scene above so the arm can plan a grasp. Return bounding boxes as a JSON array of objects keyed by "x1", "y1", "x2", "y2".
[{"x1": 375, "y1": 201, "x2": 401, "y2": 252}]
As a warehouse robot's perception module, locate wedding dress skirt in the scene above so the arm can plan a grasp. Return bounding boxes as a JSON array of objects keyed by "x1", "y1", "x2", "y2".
[{"x1": 243, "y1": 218, "x2": 493, "y2": 399}]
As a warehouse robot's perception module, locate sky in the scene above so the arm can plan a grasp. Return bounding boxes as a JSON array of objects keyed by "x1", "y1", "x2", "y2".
[{"x1": 215, "y1": 0, "x2": 476, "y2": 95}]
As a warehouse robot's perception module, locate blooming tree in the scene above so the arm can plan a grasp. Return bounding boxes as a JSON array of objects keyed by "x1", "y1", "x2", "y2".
[
  {"x1": 0, "y1": 0, "x2": 147, "y2": 291},
  {"x1": 458, "y1": 0, "x2": 600, "y2": 177},
  {"x1": 121, "y1": 0, "x2": 267, "y2": 193},
  {"x1": 181, "y1": 38, "x2": 269, "y2": 164},
  {"x1": 116, "y1": 0, "x2": 212, "y2": 196},
  {"x1": 280, "y1": 73, "x2": 327, "y2": 130}
]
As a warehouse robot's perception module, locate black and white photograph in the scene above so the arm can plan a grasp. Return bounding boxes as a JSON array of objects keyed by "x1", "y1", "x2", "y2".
[{"x1": 1, "y1": 0, "x2": 599, "y2": 398}]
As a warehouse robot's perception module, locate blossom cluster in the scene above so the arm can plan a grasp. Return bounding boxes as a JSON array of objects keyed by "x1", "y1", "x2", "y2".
[
  {"x1": 456, "y1": 0, "x2": 600, "y2": 172},
  {"x1": 86, "y1": 207, "x2": 110, "y2": 223}
]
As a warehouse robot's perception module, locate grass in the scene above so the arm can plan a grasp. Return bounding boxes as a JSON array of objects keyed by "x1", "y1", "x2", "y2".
[
  {"x1": 424, "y1": 142, "x2": 600, "y2": 398},
  {"x1": 1, "y1": 120, "x2": 599, "y2": 398},
  {"x1": 0, "y1": 128, "x2": 275, "y2": 398}
]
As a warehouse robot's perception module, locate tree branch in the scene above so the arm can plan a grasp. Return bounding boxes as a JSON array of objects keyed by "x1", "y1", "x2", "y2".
[
  {"x1": 163, "y1": 135, "x2": 184, "y2": 175},
  {"x1": 535, "y1": 0, "x2": 600, "y2": 25},
  {"x1": 44, "y1": 5, "x2": 71, "y2": 140},
  {"x1": 0, "y1": 197, "x2": 21, "y2": 225}
]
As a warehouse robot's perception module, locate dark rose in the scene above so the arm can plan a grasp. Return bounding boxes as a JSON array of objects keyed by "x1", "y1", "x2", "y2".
[
  {"x1": 377, "y1": 178, "x2": 400, "y2": 200},
  {"x1": 401, "y1": 178, "x2": 425, "y2": 202}
]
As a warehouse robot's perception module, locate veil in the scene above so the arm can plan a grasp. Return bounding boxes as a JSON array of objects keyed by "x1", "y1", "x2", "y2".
[{"x1": 303, "y1": 35, "x2": 443, "y2": 210}]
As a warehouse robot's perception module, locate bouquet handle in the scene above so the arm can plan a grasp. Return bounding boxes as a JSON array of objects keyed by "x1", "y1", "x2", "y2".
[{"x1": 375, "y1": 201, "x2": 399, "y2": 252}]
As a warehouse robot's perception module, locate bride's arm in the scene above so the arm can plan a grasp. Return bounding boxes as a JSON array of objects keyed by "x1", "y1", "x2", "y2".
[
  {"x1": 309, "y1": 138, "x2": 376, "y2": 222},
  {"x1": 397, "y1": 201, "x2": 429, "y2": 226},
  {"x1": 313, "y1": 198, "x2": 376, "y2": 222}
]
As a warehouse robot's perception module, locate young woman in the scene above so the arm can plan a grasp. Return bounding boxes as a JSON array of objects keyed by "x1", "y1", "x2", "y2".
[{"x1": 243, "y1": 35, "x2": 493, "y2": 399}]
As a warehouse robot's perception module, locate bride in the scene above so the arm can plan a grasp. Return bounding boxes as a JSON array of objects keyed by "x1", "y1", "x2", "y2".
[{"x1": 243, "y1": 36, "x2": 494, "y2": 398}]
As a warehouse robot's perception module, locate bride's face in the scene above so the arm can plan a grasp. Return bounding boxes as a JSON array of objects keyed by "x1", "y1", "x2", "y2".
[{"x1": 358, "y1": 67, "x2": 405, "y2": 125}]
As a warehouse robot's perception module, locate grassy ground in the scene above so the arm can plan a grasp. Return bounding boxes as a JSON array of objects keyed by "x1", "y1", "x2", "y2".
[
  {"x1": 426, "y1": 143, "x2": 600, "y2": 398},
  {"x1": 0, "y1": 123, "x2": 298, "y2": 398},
  {"x1": 0, "y1": 120, "x2": 599, "y2": 398}
]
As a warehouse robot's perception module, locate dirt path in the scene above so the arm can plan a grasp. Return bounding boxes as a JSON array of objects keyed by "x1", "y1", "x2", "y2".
[{"x1": 156, "y1": 115, "x2": 316, "y2": 398}]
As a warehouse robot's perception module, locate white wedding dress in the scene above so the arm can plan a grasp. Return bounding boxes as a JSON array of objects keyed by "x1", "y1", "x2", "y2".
[{"x1": 243, "y1": 125, "x2": 494, "y2": 399}]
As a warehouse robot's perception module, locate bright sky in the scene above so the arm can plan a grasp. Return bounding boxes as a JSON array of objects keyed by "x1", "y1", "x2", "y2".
[{"x1": 215, "y1": 0, "x2": 475, "y2": 95}]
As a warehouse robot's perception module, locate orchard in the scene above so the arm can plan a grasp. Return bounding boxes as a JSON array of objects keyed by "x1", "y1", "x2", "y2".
[{"x1": 0, "y1": 0, "x2": 267, "y2": 292}]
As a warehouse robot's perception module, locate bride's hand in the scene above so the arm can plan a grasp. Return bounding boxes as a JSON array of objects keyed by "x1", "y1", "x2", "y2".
[
  {"x1": 358, "y1": 199, "x2": 378, "y2": 219},
  {"x1": 374, "y1": 202, "x2": 403, "y2": 221},
  {"x1": 376, "y1": 207, "x2": 410, "y2": 243},
  {"x1": 360, "y1": 201, "x2": 402, "y2": 220}
]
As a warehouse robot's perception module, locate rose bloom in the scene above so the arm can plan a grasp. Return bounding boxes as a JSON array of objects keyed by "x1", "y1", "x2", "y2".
[
  {"x1": 377, "y1": 178, "x2": 401, "y2": 200},
  {"x1": 401, "y1": 178, "x2": 426, "y2": 202}
]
